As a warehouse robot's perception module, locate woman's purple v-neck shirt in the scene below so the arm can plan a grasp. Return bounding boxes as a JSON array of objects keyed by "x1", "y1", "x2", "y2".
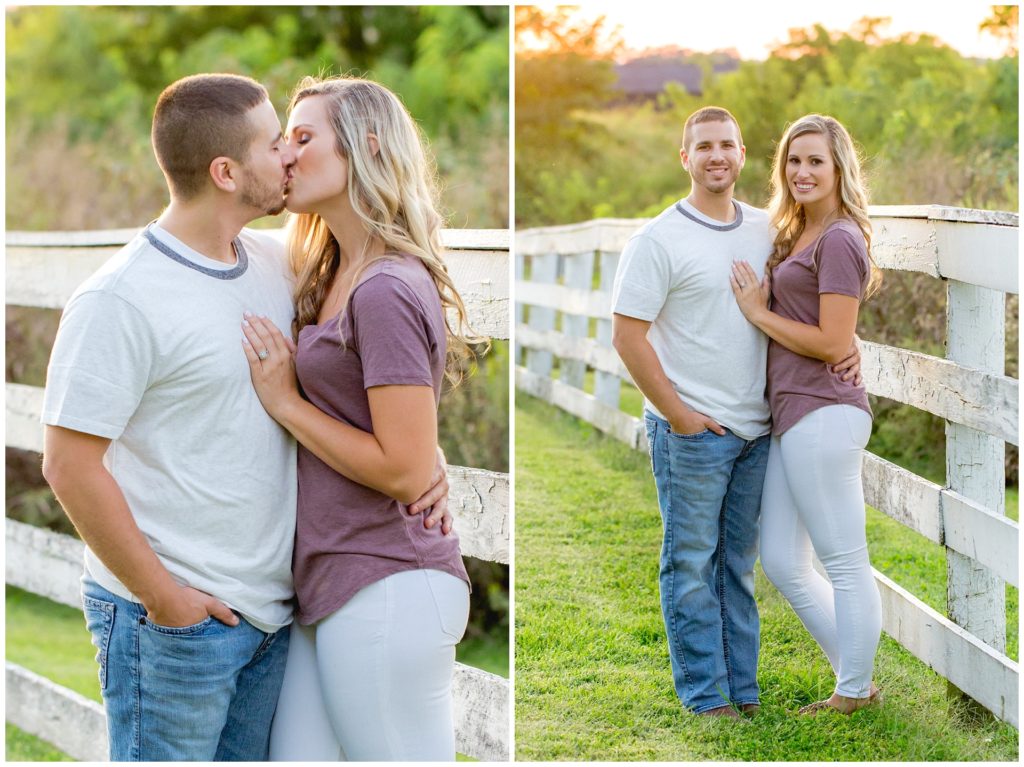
[
  {"x1": 292, "y1": 256, "x2": 468, "y2": 625},
  {"x1": 767, "y1": 218, "x2": 872, "y2": 436}
]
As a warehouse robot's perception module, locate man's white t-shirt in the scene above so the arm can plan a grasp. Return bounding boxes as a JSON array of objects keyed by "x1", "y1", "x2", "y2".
[
  {"x1": 42, "y1": 224, "x2": 297, "y2": 632},
  {"x1": 611, "y1": 198, "x2": 773, "y2": 440}
]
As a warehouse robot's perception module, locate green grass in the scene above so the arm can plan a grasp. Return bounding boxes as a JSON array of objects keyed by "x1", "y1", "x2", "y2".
[
  {"x1": 866, "y1": 500, "x2": 1018, "y2": 662},
  {"x1": 457, "y1": 632, "x2": 510, "y2": 677},
  {"x1": 5, "y1": 585, "x2": 507, "y2": 761},
  {"x1": 5, "y1": 725, "x2": 71, "y2": 762},
  {"x1": 5, "y1": 588, "x2": 100, "y2": 761},
  {"x1": 5, "y1": 587, "x2": 103, "y2": 702},
  {"x1": 514, "y1": 394, "x2": 1018, "y2": 761}
]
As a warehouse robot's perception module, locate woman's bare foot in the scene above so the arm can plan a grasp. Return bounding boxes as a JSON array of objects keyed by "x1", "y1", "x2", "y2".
[{"x1": 799, "y1": 684, "x2": 881, "y2": 715}]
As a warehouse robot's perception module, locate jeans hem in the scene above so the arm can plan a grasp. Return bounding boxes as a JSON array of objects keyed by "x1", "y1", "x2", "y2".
[
  {"x1": 731, "y1": 697, "x2": 760, "y2": 706},
  {"x1": 834, "y1": 686, "x2": 872, "y2": 699}
]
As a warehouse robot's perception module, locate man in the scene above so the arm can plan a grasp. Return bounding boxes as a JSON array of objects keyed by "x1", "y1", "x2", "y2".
[
  {"x1": 41, "y1": 74, "x2": 449, "y2": 760},
  {"x1": 611, "y1": 107, "x2": 857, "y2": 718}
]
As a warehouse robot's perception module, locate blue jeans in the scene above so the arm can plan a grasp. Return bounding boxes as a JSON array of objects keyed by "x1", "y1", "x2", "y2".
[
  {"x1": 81, "y1": 577, "x2": 290, "y2": 761},
  {"x1": 645, "y1": 411, "x2": 768, "y2": 713}
]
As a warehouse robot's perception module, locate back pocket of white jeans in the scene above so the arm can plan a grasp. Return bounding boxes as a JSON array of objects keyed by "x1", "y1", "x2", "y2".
[
  {"x1": 425, "y1": 570, "x2": 470, "y2": 642},
  {"x1": 82, "y1": 595, "x2": 115, "y2": 691}
]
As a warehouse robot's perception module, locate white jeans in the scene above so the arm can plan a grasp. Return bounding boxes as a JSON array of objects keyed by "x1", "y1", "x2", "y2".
[
  {"x1": 759, "y1": 405, "x2": 881, "y2": 698},
  {"x1": 269, "y1": 569, "x2": 470, "y2": 761}
]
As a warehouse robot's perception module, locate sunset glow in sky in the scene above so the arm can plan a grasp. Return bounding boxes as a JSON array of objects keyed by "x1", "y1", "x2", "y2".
[{"x1": 525, "y1": 1, "x2": 1012, "y2": 60}]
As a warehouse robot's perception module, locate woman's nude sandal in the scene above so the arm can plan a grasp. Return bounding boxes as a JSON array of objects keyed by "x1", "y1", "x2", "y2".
[{"x1": 799, "y1": 687, "x2": 882, "y2": 716}]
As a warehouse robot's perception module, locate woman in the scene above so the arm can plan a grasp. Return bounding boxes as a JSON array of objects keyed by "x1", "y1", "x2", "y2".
[
  {"x1": 730, "y1": 114, "x2": 883, "y2": 715},
  {"x1": 240, "y1": 76, "x2": 483, "y2": 760}
]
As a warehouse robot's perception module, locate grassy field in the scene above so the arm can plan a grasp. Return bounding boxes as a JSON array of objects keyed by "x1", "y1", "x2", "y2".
[
  {"x1": 5, "y1": 585, "x2": 508, "y2": 761},
  {"x1": 514, "y1": 394, "x2": 1018, "y2": 761}
]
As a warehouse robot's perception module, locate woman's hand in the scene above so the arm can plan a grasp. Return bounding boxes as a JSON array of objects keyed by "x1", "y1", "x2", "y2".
[
  {"x1": 406, "y1": 447, "x2": 455, "y2": 534},
  {"x1": 241, "y1": 313, "x2": 301, "y2": 422},
  {"x1": 729, "y1": 260, "x2": 771, "y2": 325}
]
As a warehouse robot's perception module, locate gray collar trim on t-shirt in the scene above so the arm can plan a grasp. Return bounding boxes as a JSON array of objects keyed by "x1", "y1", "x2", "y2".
[
  {"x1": 142, "y1": 223, "x2": 249, "y2": 280},
  {"x1": 674, "y1": 199, "x2": 743, "y2": 231}
]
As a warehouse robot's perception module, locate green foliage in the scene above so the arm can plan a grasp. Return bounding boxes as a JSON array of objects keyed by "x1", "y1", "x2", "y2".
[
  {"x1": 6, "y1": 5, "x2": 508, "y2": 230},
  {"x1": 6, "y1": 6, "x2": 507, "y2": 137},
  {"x1": 516, "y1": 20, "x2": 1018, "y2": 226},
  {"x1": 515, "y1": 395, "x2": 1019, "y2": 760},
  {"x1": 440, "y1": 341, "x2": 509, "y2": 473}
]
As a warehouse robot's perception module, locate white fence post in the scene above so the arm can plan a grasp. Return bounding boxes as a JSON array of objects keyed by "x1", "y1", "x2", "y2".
[
  {"x1": 594, "y1": 251, "x2": 621, "y2": 408},
  {"x1": 525, "y1": 252, "x2": 558, "y2": 378},
  {"x1": 560, "y1": 250, "x2": 595, "y2": 390},
  {"x1": 945, "y1": 281, "x2": 1006, "y2": 653},
  {"x1": 514, "y1": 251, "x2": 525, "y2": 367}
]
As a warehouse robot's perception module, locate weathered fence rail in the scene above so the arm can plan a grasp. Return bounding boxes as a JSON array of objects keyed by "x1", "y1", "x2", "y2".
[
  {"x1": 5, "y1": 227, "x2": 511, "y2": 761},
  {"x1": 515, "y1": 205, "x2": 1019, "y2": 728}
]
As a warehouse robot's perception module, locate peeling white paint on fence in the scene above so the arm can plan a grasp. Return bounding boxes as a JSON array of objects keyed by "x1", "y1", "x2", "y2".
[
  {"x1": 945, "y1": 277, "x2": 1007, "y2": 654},
  {"x1": 448, "y1": 466, "x2": 510, "y2": 564},
  {"x1": 453, "y1": 663, "x2": 510, "y2": 761},
  {"x1": 860, "y1": 341, "x2": 1018, "y2": 445}
]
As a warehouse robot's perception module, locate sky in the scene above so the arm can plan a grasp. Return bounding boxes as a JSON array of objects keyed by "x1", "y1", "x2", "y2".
[{"x1": 525, "y1": 1, "x2": 1013, "y2": 60}]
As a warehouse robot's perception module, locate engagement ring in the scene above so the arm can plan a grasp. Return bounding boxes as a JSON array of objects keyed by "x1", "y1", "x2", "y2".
[{"x1": 258, "y1": 349, "x2": 269, "y2": 361}]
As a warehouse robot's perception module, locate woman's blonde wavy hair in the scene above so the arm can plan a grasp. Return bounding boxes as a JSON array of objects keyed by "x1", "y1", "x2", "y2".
[
  {"x1": 767, "y1": 114, "x2": 881, "y2": 299},
  {"x1": 285, "y1": 75, "x2": 488, "y2": 385}
]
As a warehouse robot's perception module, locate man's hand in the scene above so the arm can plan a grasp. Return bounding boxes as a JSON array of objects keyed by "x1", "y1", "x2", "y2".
[
  {"x1": 406, "y1": 447, "x2": 453, "y2": 535},
  {"x1": 670, "y1": 409, "x2": 726, "y2": 437},
  {"x1": 831, "y1": 334, "x2": 863, "y2": 386},
  {"x1": 144, "y1": 585, "x2": 238, "y2": 628}
]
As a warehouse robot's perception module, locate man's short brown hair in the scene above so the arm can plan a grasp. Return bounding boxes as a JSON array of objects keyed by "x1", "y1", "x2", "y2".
[
  {"x1": 682, "y1": 106, "x2": 743, "y2": 152},
  {"x1": 152, "y1": 74, "x2": 268, "y2": 199}
]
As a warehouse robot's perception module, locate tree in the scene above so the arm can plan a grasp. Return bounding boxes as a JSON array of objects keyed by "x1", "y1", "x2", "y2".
[
  {"x1": 514, "y1": 7, "x2": 621, "y2": 225},
  {"x1": 980, "y1": 5, "x2": 1018, "y2": 56}
]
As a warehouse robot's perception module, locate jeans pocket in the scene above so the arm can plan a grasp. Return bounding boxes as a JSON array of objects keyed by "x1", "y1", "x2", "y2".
[
  {"x1": 142, "y1": 615, "x2": 216, "y2": 636},
  {"x1": 669, "y1": 427, "x2": 711, "y2": 441},
  {"x1": 425, "y1": 570, "x2": 470, "y2": 642},
  {"x1": 82, "y1": 595, "x2": 115, "y2": 691}
]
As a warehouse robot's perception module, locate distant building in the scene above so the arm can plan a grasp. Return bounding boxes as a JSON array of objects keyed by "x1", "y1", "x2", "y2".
[{"x1": 614, "y1": 51, "x2": 740, "y2": 104}]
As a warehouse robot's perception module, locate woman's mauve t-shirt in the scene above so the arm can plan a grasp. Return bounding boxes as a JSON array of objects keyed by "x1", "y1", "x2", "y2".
[
  {"x1": 292, "y1": 255, "x2": 469, "y2": 625},
  {"x1": 766, "y1": 218, "x2": 872, "y2": 436}
]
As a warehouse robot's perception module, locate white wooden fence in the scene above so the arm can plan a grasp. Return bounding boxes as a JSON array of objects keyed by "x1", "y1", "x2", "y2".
[
  {"x1": 5, "y1": 227, "x2": 511, "y2": 761},
  {"x1": 515, "y1": 205, "x2": 1019, "y2": 728}
]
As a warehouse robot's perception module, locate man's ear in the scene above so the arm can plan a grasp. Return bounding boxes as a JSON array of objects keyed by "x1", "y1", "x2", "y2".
[
  {"x1": 679, "y1": 146, "x2": 689, "y2": 171},
  {"x1": 209, "y1": 156, "x2": 238, "y2": 193},
  {"x1": 367, "y1": 133, "x2": 380, "y2": 157}
]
